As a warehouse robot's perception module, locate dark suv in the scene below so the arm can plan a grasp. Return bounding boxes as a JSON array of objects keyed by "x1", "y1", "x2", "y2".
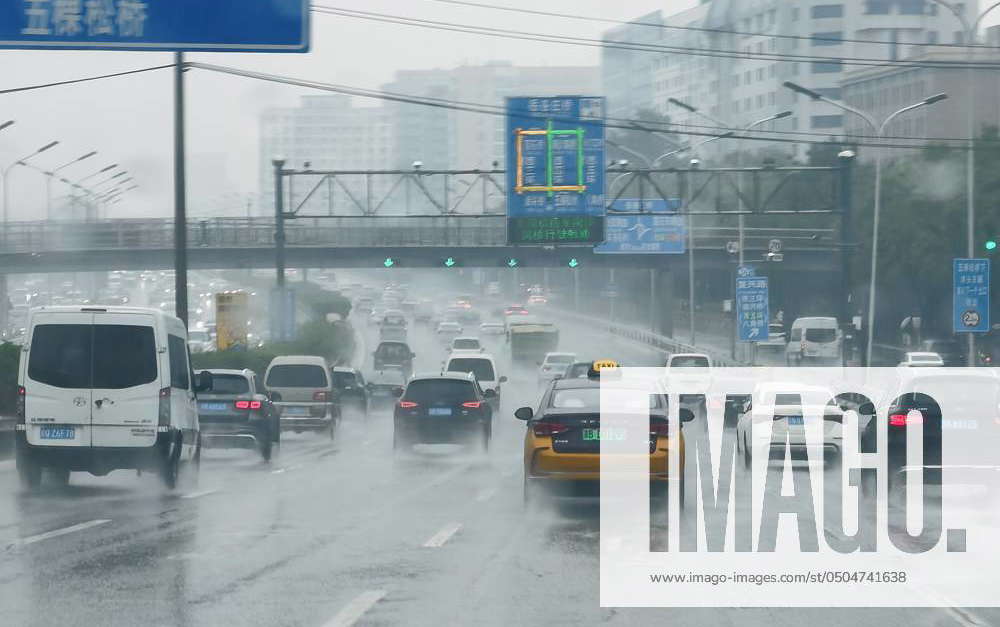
[
  {"x1": 393, "y1": 372, "x2": 492, "y2": 453},
  {"x1": 331, "y1": 367, "x2": 369, "y2": 419},
  {"x1": 197, "y1": 369, "x2": 279, "y2": 461}
]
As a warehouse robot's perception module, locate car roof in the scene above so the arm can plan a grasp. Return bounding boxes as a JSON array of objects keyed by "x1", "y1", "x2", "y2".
[
  {"x1": 791, "y1": 317, "x2": 838, "y2": 326},
  {"x1": 551, "y1": 377, "x2": 600, "y2": 390},
  {"x1": 332, "y1": 366, "x2": 359, "y2": 373},
  {"x1": 267, "y1": 355, "x2": 329, "y2": 367},
  {"x1": 452, "y1": 336, "x2": 480, "y2": 342},
  {"x1": 30, "y1": 305, "x2": 181, "y2": 325},
  {"x1": 409, "y1": 371, "x2": 476, "y2": 383},
  {"x1": 670, "y1": 353, "x2": 710, "y2": 359},
  {"x1": 202, "y1": 368, "x2": 254, "y2": 377},
  {"x1": 448, "y1": 352, "x2": 495, "y2": 362}
]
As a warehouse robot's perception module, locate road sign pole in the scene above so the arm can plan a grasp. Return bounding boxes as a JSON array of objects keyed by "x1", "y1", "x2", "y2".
[
  {"x1": 838, "y1": 152, "x2": 855, "y2": 366},
  {"x1": 173, "y1": 52, "x2": 188, "y2": 327},
  {"x1": 273, "y1": 159, "x2": 287, "y2": 288}
]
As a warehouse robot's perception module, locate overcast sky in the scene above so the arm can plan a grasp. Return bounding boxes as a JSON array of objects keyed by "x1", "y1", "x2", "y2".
[{"x1": 2, "y1": 0, "x2": 995, "y2": 220}]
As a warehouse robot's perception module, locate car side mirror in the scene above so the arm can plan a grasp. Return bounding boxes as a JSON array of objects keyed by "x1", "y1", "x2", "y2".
[
  {"x1": 268, "y1": 391, "x2": 282, "y2": 402},
  {"x1": 499, "y1": 375, "x2": 508, "y2": 384},
  {"x1": 393, "y1": 386, "x2": 405, "y2": 398},
  {"x1": 194, "y1": 370, "x2": 213, "y2": 393},
  {"x1": 514, "y1": 406, "x2": 533, "y2": 421},
  {"x1": 535, "y1": 361, "x2": 542, "y2": 366},
  {"x1": 680, "y1": 408, "x2": 695, "y2": 423},
  {"x1": 410, "y1": 352, "x2": 416, "y2": 358},
  {"x1": 484, "y1": 388, "x2": 497, "y2": 398},
  {"x1": 858, "y1": 402, "x2": 875, "y2": 416}
]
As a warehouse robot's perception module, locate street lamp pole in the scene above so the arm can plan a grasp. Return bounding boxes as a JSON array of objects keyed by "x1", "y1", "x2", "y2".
[
  {"x1": 930, "y1": 0, "x2": 1000, "y2": 365},
  {"x1": 783, "y1": 82, "x2": 947, "y2": 366},
  {"x1": 46, "y1": 151, "x2": 96, "y2": 219},
  {"x1": 2, "y1": 140, "x2": 59, "y2": 225}
]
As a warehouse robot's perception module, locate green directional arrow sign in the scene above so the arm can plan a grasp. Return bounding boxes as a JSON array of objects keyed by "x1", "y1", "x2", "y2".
[
  {"x1": 568, "y1": 258, "x2": 579, "y2": 269},
  {"x1": 383, "y1": 257, "x2": 395, "y2": 268},
  {"x1": 444, "y1": 257, "x2": 456, "y2": 267}
]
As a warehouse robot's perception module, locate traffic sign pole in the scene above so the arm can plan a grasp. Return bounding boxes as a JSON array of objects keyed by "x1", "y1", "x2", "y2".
[{"x1": 173, "y1": 52, "x2": 188, "y2": 326}]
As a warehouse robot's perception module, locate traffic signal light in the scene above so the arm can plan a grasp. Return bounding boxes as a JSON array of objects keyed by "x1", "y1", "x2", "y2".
[
  {"x1": 382, "y1": 257, "x2": 397, "y2": 268},
  {"x1": 442, "y1": 256, "x2": 459, "y2": 268},
  {"x1": 504, "y1": 257, "x2": 519, "y2": 268},
  {"x1": 567, "y1": 258, "x2": 580, "y2": 269},
  {"x1": 986, "y1": 239, "x2": 997, "y2": 252}
]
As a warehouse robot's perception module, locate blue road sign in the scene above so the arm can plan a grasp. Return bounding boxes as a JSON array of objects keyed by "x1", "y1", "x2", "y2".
[
  {"x1": 736, "y1": 276, "x2": 769, "y2": 342},
  {"x1": 506, "y1": 96, "x2": 605, "y2": 245},
  {"x1": 594, "y1": 213, "x2": 686, "y2": 254},
  {"x1": 953, "y1": 258, "x2": 990, "y2": 333},
  {"x1": 0, "y1": 0, "x2": 309, "y2": 52},
  {"x1": 608, "y1": 198, "x2": 682, "y2": 212},
  {"x1": 269, "y1": 287, "x2": 297, "y2": 343},
  {"x1": 736, "y1": 264, "x2": 757, "y2": 279}
]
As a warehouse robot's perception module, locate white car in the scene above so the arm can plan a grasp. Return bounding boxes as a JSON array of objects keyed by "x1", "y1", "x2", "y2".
[
  {"x1": 736, "y1": 383, "x2": 848, "y2": 469},
  {"x1": 448, "y1": 336, "x2": 483, "y2": 353},
  {"x1": 786, "y1": 317, "x2": 842, "y2": 365},
  {"x1": 444, "y1": 352, "x2": 507, "y2": 408},
  {"x1": 16, "y1": 306, "x2": 210, "y2": 490},
  {"x1": 666, "y1": 353, "x2": 712, "y2": 369},
  {"x1": 537, "y1": 352, "x2": 577, "y2": 384},
  {"x1": 899, "y1": 351, "x2": 944, "y2": 367},
  {"x1": 479, "y1": 321, "x2": 506, "y2": 336},
  {"x1": 436, "y1": 321, "x2": 463, "y2": 342}
]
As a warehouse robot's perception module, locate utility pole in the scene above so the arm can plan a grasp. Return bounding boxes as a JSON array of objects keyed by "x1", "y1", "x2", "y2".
[
  {"x1": 273, "y1": 159, "x2": 287, "y2": 288},
  {"x1": 838, "y1": 151, "x2": 855, "y2": 366}
]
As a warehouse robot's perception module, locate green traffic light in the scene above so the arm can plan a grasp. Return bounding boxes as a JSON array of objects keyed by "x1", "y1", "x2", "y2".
[
  {"x1": 568, "y1": 258, "x2": 579, "y2": 268},
  {"x1": 383, "y1": 258, "x2": 395, "y2": 268},
  {"x1": 444, "y1": 257, "x2": 456, "y2": 267},
  {"x1": 987, "y1": 240, "x2": 998, "y2": 251}
]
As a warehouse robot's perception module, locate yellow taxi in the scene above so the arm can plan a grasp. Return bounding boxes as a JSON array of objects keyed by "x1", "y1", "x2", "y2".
[{"x1": 514, "y1": 360, "x2": 690, "y2": 506}]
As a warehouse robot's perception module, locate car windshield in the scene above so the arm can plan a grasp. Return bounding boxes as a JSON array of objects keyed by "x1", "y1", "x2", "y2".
[
  {"x1": 546, "y1": 354, "x2": 575, "y2": 364},
  {"x1": 376, "y1": 344, "x2": 411, "y2": 361},
  {"x1": 671, "y1": 356, "x2": 709, "y2": 367},
  {"x1": 447, "y1": 358, "x2": 495, "y2": 382},
  {"x1": 804, "y1": 328, "x2": 837, "y2": 343},
  {"x1": 331, "y1": 371, "x2": 357, "y2": 387},
  {"x1": 549, "y1": 388, "x2": 660, "y2": 410},
  {"x1": 208, "y1": 374, "x2": 250, "y2": 395},
  {"x1": 266, "y1": 364, "x2": 328, "y2": 388},
  {"x1": 404, "y1": 379, "x2": 476, "y2": 404},
  {"x1": 28, "y1": 324, "x2": 158, "y2": 389},
  {"x1": 453, "y1": 339, "x2": 479, "y2": 350}
]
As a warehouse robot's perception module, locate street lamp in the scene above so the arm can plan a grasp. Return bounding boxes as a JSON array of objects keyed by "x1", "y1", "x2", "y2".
[
  {"x1": 2, "y1": 140, "x2": 59, "y2": 224},
  {"x1": 783, "y1": 81, "x2": 947, "y2": 366},
  {"x1": 45, "y1": 151, "x2": 96, "y2": 219},
  {"x1": 929, "y1": 0, "x2": 1000, "y2": 365}
]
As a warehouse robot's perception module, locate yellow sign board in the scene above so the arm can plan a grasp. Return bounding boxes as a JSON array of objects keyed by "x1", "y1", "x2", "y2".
[{"x1": 215, "y1": 292, "x2": 249, "y2": 351}]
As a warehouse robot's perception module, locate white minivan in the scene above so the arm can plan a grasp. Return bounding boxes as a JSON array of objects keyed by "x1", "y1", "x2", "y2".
[
  {"x1": 785, "y1": 317, "x2": 843, "y2": 365},
  {"x1": 15, "y1": 306, "x2": 210, "y2": 491},
  {"x1": 444, "y1": 352, "x2": 507, "y2": 409}
]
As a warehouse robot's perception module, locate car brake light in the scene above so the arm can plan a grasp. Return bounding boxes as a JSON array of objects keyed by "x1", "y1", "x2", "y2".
[
  {"x1": 889, "y1": 413, "x2": 923, "y2": 427},
  {"x1": 313, "y1": 391, "x2": 329, "y2": 402},
  {"x1": 649, "y1": 422, "x2": 670, "y2": 436},
  {"x1": 533, "y1": 422, "x2": 569, "y2": 436},
  {"x1": 235, "y1": 400, "x2": 262, "y2": 410},
  {"x1": 399, "y1": 401, "x2": 418, "y2": 408},
  {"x1": 462, "y1": 401, "x2": 482, "y2": 409},
  {"x1": 158, "y1": 387, "x2": 171, "y2": 427}
]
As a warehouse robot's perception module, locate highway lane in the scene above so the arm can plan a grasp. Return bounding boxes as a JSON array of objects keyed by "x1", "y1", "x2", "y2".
[{"x1": 0, "y1": 311, "x2": 996, "y2": 626}]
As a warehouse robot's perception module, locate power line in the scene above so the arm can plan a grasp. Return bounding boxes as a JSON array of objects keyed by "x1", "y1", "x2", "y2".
[
  {"x1": 185, "y1": 61, "x2": 983, "y2": 150},
  {"x1": 0, "y1": 64, "x2": 174, "y2": 95},
  {"x1": 313, "y1": 5, "x2": 1000, "y2": 70},
  {"x1": 420, "y1": 0, "x2": 1000, "y2": 51}
]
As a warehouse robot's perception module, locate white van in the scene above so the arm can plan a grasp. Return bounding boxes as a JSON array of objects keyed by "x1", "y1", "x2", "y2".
[
  {"x1": 15, "y1": 306, "x2": 210, "y2": 491},
  {"x1": 785, "y1": 317, "x2": 842, "y2": 365},
  {"x1": 444, "y1": 352, "x2": 507, "y2": 409}
]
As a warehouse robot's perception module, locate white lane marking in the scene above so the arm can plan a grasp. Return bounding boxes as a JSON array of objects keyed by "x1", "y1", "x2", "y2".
[
  {"x1": 271, "y1": 467, "x2": 287, "y2": 475},
  {"x1": 422, "y1": 522, "x2": 462, "y2": 548},
  {"x1": 322, "y1": 590, "x2": 387, "y2": 627},
  {"x1": 475, "y1": 487, "x2": 497, "y2": 503},
  {"x1": 943, "y1": 607, "x2": 991, "y2": 627},
  {"x1": 14, "y1": 519, "x2": 110, "y2": 547},
  {"x1": 181, "y1": 489, "x2": 219, "y2": 500}
]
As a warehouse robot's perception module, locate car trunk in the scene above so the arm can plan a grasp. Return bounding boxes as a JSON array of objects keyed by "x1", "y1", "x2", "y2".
[{"x1": 544, "y1": 412, "x2": 659, "y2": 455}]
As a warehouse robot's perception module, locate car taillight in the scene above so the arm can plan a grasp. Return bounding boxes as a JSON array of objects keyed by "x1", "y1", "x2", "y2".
[
  {"x1": 533, "y1": 422, "x2": 569, "y2": 436},
  {"x1": 462, "y1": 401, "x2": 482, "y2": 409},
  {"x1": 889, "y1": 413, "x2": 923, "y2": 427},
  {"x1": 649, "y1": 422, "x2": 670, "y2": 437},
  {"x1": 313, "y1": 391, "x2": 329, "y2": 402},
  {"x1": 158, "y1": 387, "x2": 171, "y2": 427},
  {"x1": 399, "y1": 401, "x2": 418, "y2": 409},
  {"x1": 15, "y1": 385, "x2": 25, "y2": 423},
  {"x1": 235, "y1": 400, "x2": 263, "y2": 410}
]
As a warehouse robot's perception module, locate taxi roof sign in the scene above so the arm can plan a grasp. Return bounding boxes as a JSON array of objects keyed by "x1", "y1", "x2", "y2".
[{"x1": 588, "y1": 359, "x2": 620, "y2": 378}]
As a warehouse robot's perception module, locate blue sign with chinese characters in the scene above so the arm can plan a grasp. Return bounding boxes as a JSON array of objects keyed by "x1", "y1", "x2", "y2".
[
  {"x1": 736, "y1": 276, "x2": 769, "y2": 342},
  {"x1": 0, "y1": 0, "x2": 309, "y2": 52},
  {"x1": 595, "y1": 213, "x2": 686, "y2": 254},
  {"x1": 608, "y1": 198, "x2": 682, "y2": 213},
  {"x1": 506, "y1": 96, "x2": 605, "y2": 245},
  {"x1": 953, "y1": 258, "x2": 990, "y2": 333}
]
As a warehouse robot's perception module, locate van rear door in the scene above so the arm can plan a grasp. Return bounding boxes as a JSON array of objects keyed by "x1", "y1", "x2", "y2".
[
  {"x1": 89, "y1": 313, "x2": 161, "y2": 448},
  {"x1": 24, "y1": 313, "x2": 94, "y2": 447}
]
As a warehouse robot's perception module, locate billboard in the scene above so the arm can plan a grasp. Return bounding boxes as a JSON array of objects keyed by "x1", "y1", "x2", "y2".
[{"x1": 215, "y1": 291, "x2": 249, "y2": 351}]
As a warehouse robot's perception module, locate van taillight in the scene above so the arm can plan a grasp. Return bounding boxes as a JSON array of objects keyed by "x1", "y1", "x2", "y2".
[
  {"x1": 235, "y1": 400, "x2": 262, "y2": 410},
  {"x1": 158, "y1": 387, "x2": 171, "y2": 427},
  {"x1": 313, "y1": 391, "x2": 329, "y2": 402},
  {"x1": 15, "y1": 386, "x2": 25, "y2": 423},
  {"x1": 399, "y1": 401, "x2": 418, "y2": 409}
]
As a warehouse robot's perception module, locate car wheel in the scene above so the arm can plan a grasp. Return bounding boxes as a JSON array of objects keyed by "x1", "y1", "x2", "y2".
[
  {"x1": 480, "y1": 426, "x2": 491, "y2": 455},
  {"x1": 260, "y1": 432, "x2": 273, "y2": 462},
  {"x1": 522, "y1": 476, "x2": 537, "y2": 509},
  {"x1": 48, "y1": 467, "x2": 71, "y2": 488},
  {"x1": 16, "y1": 447, "x2": 42, "y2": 492},
  {"x1": 743, "y1": 434, "x2": 752, "y2": 470},
  {"x1": 160, "y1": 437, "x2": 181, "y2": 490}
]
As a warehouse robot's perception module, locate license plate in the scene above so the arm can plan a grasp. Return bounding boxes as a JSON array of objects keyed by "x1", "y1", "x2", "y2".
[
  {"x1": 428, "y1": 407, "x2": 452, "y2": 416},
  {"x1": 283, "y1": 406, "x2": 309, "y2": 416},
  {"x1": 787, "y1": 416, "x2": 804, "y2": 426},
  {"x1": 582, "y1": 427, "x2": 627, "y2": 442},
  {"x1": 40, "y1": 426, "x2": 75, "y2": 440},
  {"x1": 199, "y1": 402, "x2": 228, "y2": 412}
]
